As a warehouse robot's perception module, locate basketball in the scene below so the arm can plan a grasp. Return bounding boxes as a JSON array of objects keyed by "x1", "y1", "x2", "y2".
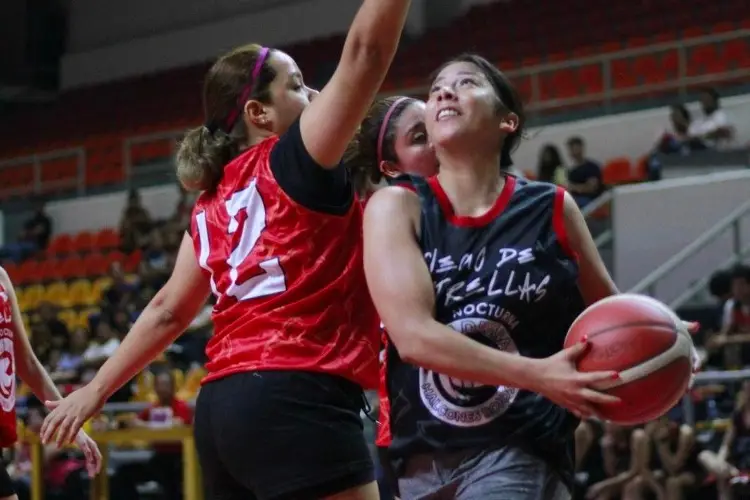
[{"x1": 564, "y1": 294, "x2": 694, "y2": 425}]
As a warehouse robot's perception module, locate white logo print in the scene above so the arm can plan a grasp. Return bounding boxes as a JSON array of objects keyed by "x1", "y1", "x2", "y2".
[
  {"x1": 0, "y1": 329, "x2": 15, "y2": 413},
  {"x1": 419, "y1": 318, "x2": 519, "y2": 427}
]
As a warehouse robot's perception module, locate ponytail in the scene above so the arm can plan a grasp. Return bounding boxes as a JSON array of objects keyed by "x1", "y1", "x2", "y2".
[{"x1": 176, "y1": 126, "x2": 240, "y2": 192}]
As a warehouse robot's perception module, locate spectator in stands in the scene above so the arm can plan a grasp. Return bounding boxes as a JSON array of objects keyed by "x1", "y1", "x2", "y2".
[
  {"x1": 688, "y1": 88, "x2": 735, "y2": 149},
  {"x1": 707, "y1": 265, "x2": 750, "y2": 368},
  {"x1": 51, "y1": 327, "x2": 90, "y2": 384},
  {"x1": 655, "y1": 104, "x2": 707, "y2": 156},
  {"x1": 699, "y1": 380, "x2": 750, "y2": 500},
  {"x1": 574, "y1": 420, "x2": 606, "y2": 500},
  {"x1": 646, "y1": 407, "x2": 702, "y2": 500},
  {"x1": 167, "y1": 185, "x2": 195, "y2": 234},
  {"x1": 536, "y1": 144, "x2": 567, "y2": 186},
  {"x1": 0, "y1": 198, "x2": 52, "y2": 262},
  {"x1": 38, "y1": 302, "x2": 69, "y2": 343},
  {"x1": 102, "y1": 261, "x2": 135, "y2": 314},
  {"x1": 81, "y1": 319, "x2": 120, "y2": 369},
  {"x1": 129, "y1": 370, "x2": 192, "y2": 500},
  {"x1": 119, "y1": 189, "x2": 152, "y2": 252},
  {"x1": 565, "y1": 136, "x2": 604, "y2": 208},
  {"x1": 585, "y1": 423, "x2": 649, "y2": 500},
  {"x1": 139, "y1": 228, "x2": 171, "y2": 290}
]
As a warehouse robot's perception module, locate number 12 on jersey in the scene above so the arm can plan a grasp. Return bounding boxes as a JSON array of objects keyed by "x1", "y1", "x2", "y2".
[{"x1": 195, "y1": 180, "x2": 287, "y2": 302}]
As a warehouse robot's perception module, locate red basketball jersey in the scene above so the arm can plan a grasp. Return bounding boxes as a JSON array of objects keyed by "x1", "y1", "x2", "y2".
[
  {"x1": 0, "y1": 283, "x2": 17, "y2": 447},
  {"x1": 191, "y1": 136, "x2": 380, "y2": 389}
]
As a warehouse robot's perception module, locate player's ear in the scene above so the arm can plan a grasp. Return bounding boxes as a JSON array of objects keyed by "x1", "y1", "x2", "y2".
[{"x1": 244, "y1": 100, "x2": 269, "y2": 128}]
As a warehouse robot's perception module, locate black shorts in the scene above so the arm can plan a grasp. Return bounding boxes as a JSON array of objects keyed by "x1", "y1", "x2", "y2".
[
  {"x1": 194, "y1": 371, "x2": 374, "y2": 500},
  {"x1": 0, "y1": 461, "x2": 14, "y2": 498}
]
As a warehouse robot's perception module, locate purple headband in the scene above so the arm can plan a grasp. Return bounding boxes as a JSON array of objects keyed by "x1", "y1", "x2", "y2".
[
  {"x1": 221, "y1": 46, "x2": 270, "y2": 133},
  {"x1": 376, "y1": 97, "x2": 411, "y2": 165}
]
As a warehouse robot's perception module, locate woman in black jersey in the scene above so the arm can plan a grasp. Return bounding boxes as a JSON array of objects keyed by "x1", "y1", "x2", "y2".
[{"x1": 362, "y1": 53, "x2": 697, "y2": 500}]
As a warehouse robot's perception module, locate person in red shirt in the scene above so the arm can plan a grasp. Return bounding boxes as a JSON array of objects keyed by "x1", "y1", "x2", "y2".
[
  {"x1": 0, "y1": 267, "x2": 101, "y2": 500},
  {"x1": 41, "y1": 1, "x2": 411, "y2": 499},
  {"x1": 131, "y1": 371, "x2": 192, "y2": 500}
]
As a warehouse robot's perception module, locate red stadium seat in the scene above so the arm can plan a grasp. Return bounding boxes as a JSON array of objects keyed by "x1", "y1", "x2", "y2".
[
  {"x1": 94, "y1": 229, "x2": 120, "y2": 251},
  {"x1": 71, "y1": 232, "x2": 94, "y2": 254},
  {"x1": 46, "y1": 234, "x2": 74, "y2": 256}
]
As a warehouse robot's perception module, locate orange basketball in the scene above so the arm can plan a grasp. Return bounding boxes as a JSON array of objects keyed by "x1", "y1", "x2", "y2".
[{"x1": 564, "y1": 294, "x2": 693, "y2": 425}]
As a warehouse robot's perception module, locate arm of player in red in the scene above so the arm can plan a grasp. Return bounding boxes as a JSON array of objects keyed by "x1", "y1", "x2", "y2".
[
  {"x1": 560, "y1": 189, "x2": 702, "y2": 375},
  {"x1": 363, "y1": 187, "x2": 621, "y2": 419},
  {"x1": 0, "y1": 268, "x2": 102, "y2": 476},
  {"x1": 40, "y1": 233, "x2": 210, "y2": 447}
]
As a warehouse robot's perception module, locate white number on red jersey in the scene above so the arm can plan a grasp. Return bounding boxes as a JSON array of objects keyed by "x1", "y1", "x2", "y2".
[{"x1": 195, "y1": 179, "x2": 287, "y2": 301}]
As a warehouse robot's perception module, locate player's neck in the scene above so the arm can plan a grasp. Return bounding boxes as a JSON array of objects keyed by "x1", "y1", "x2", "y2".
[{"x1": 436, "y1": 152, "x2": 504, "y2": 218}]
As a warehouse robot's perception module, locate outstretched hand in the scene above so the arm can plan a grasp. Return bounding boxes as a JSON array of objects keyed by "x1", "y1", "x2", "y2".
[{"x1": 41, "y1": 384, "x2": 104, "y2": 448}]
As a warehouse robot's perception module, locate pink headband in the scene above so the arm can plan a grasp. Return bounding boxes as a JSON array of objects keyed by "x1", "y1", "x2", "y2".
[
  {"x1": 222, "y1": 46, "x2": 270, "y2": 133},
  {"x1": 376, "y1": 97, "x2": 411, "y2": 165}
]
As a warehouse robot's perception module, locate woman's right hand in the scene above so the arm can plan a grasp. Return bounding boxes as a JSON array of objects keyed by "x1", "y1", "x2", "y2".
[{"x1": 533, "y1": 341, "x2": 621, "y2": 419}]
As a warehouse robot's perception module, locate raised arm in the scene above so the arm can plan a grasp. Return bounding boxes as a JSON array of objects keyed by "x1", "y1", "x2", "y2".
[
  {"x1": 300, "y1": 0, "x2": 411, "y2": 168},
  {"x1": 363, "y1": 188, "x2": 619, "y2": 417},
  {"x1": 41, "y1": 233, "x2": 211, "y2": 445}
]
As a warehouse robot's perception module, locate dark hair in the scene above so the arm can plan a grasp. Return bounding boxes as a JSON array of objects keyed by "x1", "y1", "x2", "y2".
[
  {"x1": 344, "y1": 96, "x2": 415, "y2": 196},
  {"x1": 709, "y1": 269, "x2": 732, "y2": 299},
  {"x1": 176, "y1": 44, "x2": 277, "y2": 192},
  {"x1": 700, "y1": 87, "x2": 720, "y2": 102},
  {"x1": 537, "y1": 144, "x2": 563, "y2": 183},
  {"x1": 567, "y1": 136, "x2": 584, "y2": 148},
  {"x1": 670, "y1": 104, "x2": 691, "y2": 122},
  {"x1": 731, "y1": 264, "x2": 750, "y2": 283},
  {"x1": 433, "y1": 54, "x2": 526, "y2": 168}
]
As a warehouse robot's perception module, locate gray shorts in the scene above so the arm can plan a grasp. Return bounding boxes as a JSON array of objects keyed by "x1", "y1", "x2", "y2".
[{"x1": 397, "y1": 445, "x2": 571, "y2": 500}]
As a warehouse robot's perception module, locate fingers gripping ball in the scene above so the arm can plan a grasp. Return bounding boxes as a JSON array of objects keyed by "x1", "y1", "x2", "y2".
[{"x1": 564, "y1": 294, "x2": 694, "y2": 425}]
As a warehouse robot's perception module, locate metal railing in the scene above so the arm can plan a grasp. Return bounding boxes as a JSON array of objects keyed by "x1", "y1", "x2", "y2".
[
  {"x1": 629, "y1": 199, "x2": 750, "y2": 308},
  {"x1": 1, "y1": 29, "x2": 749, "y2": 199}
]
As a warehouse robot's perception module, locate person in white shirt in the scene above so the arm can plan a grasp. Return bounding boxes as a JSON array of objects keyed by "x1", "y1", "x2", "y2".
[{"x1": 688, "y1": 88, "x2": 734, "y2": 149}]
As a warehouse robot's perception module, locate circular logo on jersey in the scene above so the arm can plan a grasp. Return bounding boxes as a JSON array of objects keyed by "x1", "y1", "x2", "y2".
[
  {"x1": 419, "y1": 318, "x2": 519, "y2": 427},
  {"x1": 0, "y1": 330, "x2": 15, "y2": 413}
]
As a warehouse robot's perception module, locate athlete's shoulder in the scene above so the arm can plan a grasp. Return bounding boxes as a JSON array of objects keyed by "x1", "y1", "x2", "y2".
[{"x1": 364, "y1": 185, "x2": 420, "y2": 222}]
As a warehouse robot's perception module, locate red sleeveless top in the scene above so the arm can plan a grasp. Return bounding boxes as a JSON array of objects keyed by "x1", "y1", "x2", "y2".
[{"x1": 0, "y1": 283, "x2": 17, "y2": 447}]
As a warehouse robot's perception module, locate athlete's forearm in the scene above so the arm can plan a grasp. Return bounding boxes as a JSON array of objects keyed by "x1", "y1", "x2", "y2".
[
  {"x1": 89, "y1": 291, "x2": 189, "y2": 402},
  {"x1": 345, "y1": 0, "x2": 411, "y2": 66},
  {"x1": 16, "y1": 354, "x2": 63, "y2": 404},
  {"x1": 396, "y1": 319, "x2": 543, "y2": 391}
]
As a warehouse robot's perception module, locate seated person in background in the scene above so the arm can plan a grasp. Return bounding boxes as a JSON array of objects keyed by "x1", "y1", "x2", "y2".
[
  {"x1": 127, "y1": 370, "x2": 192, "y2": 500},
  {"x1": 707, "y1": 265, "x2": 750, "y2": 368},
  {"x1": 656, "y1": 104, "x2": 707, "y2": 155},
  {"x1": 688, "y1": 88, "x2": 735, "y2": 149},
  {"x1": 699, "y1": 380, "x2": 750, "y2": 500},
  {"x1": 0, "y1": 199, "x2": 52, "y2": 263},
  {"x1": 573, "y1": 420, "x2": 607, "y2": 500},
  {"x1": 646, "y1": 406, "x2": 702, "y2": 500},
  {"x1": 585, "y1": 423, "x2": 650, "y2": 500},
  {"x1": 566, "y1": 136, "x2": 604, "y2": 208},
  {"x1": 536, "y1": 144, "x2": 568, "y2": 186},
  {"x1": 119, "y1": 189, "x2": 152, "y2": 252}
]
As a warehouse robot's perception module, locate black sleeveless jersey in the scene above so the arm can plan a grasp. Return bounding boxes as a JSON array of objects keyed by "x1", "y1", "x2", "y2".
[{"x1": 382, "y1": 175, "x2": 584, "y2": 482}]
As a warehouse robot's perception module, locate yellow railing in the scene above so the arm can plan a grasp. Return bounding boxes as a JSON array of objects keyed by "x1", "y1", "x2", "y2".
[{"x1": 27, "y1": 425, "x2": 202, "y2": 500}]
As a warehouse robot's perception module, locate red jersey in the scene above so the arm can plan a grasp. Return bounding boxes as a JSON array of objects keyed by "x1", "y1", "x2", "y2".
[
  {"x1": 0, "y1": 283, "x2": 17, "y2": 447},
  {"x1": 191, "y1": 130, "x2": 380, "y2": 389}
]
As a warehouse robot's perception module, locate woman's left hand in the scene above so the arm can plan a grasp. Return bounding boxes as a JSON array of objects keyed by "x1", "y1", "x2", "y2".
[{"x1": 74, "y1": 429, "x2": 103, "y2": 478}]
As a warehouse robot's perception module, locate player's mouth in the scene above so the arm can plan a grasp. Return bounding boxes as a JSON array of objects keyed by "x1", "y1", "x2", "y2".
[{"x1": 437, "y1": 107, "x2": 461, "y2": 122}]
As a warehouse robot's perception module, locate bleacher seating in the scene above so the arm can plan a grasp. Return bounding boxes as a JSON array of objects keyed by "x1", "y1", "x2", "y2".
[{"x1": 0, "y1": 0, "x2": 747, "y2": 194}]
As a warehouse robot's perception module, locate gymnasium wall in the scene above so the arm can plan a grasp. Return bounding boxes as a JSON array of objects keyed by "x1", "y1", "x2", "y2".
[{"x1": 63, "y1": 0, "x2": 499, "y2": 89}]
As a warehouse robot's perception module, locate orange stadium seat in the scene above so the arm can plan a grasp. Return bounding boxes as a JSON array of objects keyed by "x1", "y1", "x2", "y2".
[
  {"x1": 46, "y1": 234, "x2": 74, "y2": 256},
  {"x1": 603, "y1": 157, "x2": 637, "y2": 185},
  {"x1": 71, "y1": 232, "x2": 94, "y2": 254},
  {"x1": 58, "y1": 255, "x2": 86, "y2": 280},
  {"x1": 83, "y1": 253, "x2": 109, "y2": 277},
  {"x1": 94, "y1": 229, "x2": 120, "y2": 251}
]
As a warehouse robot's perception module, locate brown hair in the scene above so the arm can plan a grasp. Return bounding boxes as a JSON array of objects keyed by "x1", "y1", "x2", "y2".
[
  {"x1": 344, "y1": 96, "x2": 415, "y2": 196},
  {"x1": 176, "y1": 44, "x2": 276, "y2": 192}
]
